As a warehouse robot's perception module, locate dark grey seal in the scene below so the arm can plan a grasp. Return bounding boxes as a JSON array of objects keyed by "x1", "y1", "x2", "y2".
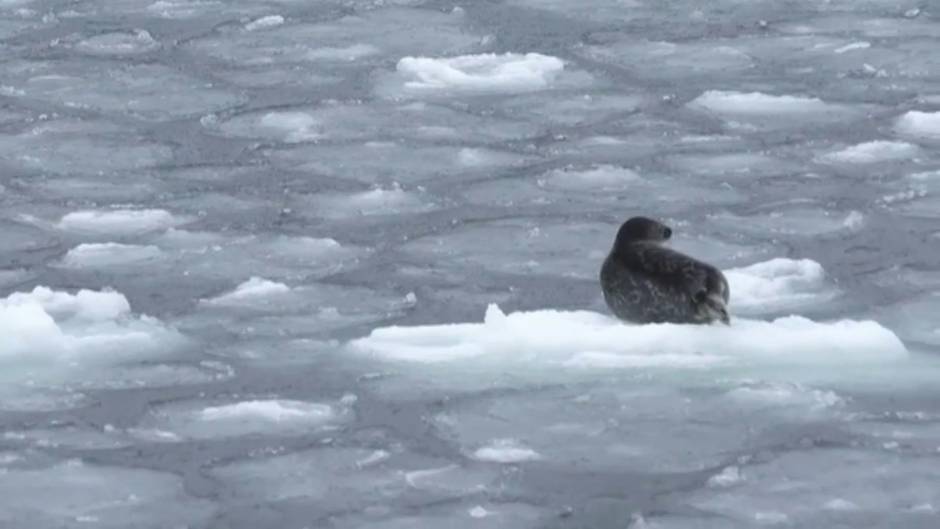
[{"x1": 600, "y1": 216, "x2": 730, "y2": 325}]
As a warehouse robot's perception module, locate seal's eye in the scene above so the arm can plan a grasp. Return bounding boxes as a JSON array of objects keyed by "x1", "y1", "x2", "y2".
[{"x1": 662, "y1": 227, "x2": 672, "y2": 239}]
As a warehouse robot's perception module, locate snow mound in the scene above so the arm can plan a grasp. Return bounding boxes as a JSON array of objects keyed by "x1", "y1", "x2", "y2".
[
  {"x1": 395, "y1": 53, "x2": 564, "y2": 92},
  {"x1": 350, "y1": 304, "x2": 905, "y2": 367},
  {"x1": 896, "y1": 111, "x2": 940, "y2": 140},
  {"x1": 57, "y1": 209, "x2": 184, "y2": 236},
  {"x1": 725, "y1": 258, "x2": 835, "y2": 314},
  {"x1": 0, "y1": 286, "x2": 179, "y2": 361},
  {"x1": 819, "y1": 140, "x2": 921, "y2": 164}
]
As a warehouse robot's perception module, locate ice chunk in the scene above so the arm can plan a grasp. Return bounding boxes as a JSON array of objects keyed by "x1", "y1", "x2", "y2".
[
  {"x1": 73, "y1": 29, "x2": 158, "y2": 55},
  {"x1": 350, "y1": 304, "x2": 906, "y2": 367},
  {"x1": 896, "y1": 111, "x2": 940, "y2": 140},
  {"x1": 135, "y1": 398, "x2": 347, "y2": 441},
  {"x1": 724, "y1": 258, "x2": 836, "y2": 315},
  {"x1": 691, "y1": 90, "x2": 832, "y2": 115},
  {"x1": 582, "y1": 40, "x2": 753, "y2": 81},
  {"x1": 834, "y1": 41, "x2": 871, "y2": 54},
  {"x1": 203, "y1": 277, "x2": 290, "y2": 305},
  {"x1": 190, "y1": 8, "x2": 478, "y2": 64},
  {"x1": 0, "y1": 460, "x2": 214, "y2": 527},
  {"x1": 707, "y1": 466, "x2": 743, "y2": 488},
  {"x1": 819, "y1": 140, "x2": 921, "y2": 164},
  {"x1": 244, "y1": 14, "x2": 283, "y2": 31},
  {"x1": 57, "y1": 208, "x2": 185, "y2": 236},
  {"x1": 0, "y1": 286, "x2": 179, "y2": 362},
  {"x1": 331, "y1": 502, "x2": 545, "y2": 529},
  {"x1": 379, "y1": 53, "x2": 581, "y2": 97},
  {"x1": 210, "y1": 446, "x2": 499, "y2": 506},
  {"x1": 471, "y1": 438, "x2": 541, "y2": 463},
  {"x1": 688, "y1": 90, "x2": 857, "y2": 129},
  {"x1": 60, "y1": 243, "x2": 164, "y2": 268}
]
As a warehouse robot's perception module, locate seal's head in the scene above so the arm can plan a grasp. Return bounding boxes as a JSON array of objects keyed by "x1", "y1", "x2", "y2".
[{"x1": 614, "y1": 216, "x2": 672, "y2": 249}]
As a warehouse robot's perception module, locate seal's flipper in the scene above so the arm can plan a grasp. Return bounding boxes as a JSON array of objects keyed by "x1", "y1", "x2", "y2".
[{"x1": 701, "y1": 292, "x2": 730, "y2": 325}]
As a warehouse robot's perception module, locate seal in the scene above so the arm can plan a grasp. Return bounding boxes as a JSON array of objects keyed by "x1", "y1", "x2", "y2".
[{"x1": 600, "y1": 216, "x2": 730, "y2": 325}]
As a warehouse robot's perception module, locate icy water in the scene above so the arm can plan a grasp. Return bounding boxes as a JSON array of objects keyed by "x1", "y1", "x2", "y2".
[{"x1": 2, "y1": 0, "x2": 940, "y2": 527}]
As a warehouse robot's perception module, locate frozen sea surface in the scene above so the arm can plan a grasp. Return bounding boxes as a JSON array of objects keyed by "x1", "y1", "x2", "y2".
[{"x1": 2, "y1": 0, "x2": 940, "y2": 528}]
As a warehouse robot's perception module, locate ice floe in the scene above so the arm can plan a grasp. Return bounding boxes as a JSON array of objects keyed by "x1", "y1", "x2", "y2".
[
  {"x1": 0, "y1": 286, "x2": 179, "y2": 362},
  {"x1": 350, "y1": 303, "x2": 905, "y2": 367},
  {"x1": 896, "y1": 111, "x2": 940, "y2": 140},
  {"x1": 819, "y1": 140, "x2": 921, "y2": 164},
  {"x1": 379, "y1": 52, "x2": 579, "y2": 97},
  {"x1": 56, "y1": 208, "x2": 185, "y2": 236}
]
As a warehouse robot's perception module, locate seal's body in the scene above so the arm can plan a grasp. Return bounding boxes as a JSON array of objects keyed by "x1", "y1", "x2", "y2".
[{"x1": 600, "y1": 217, "x2": 730, "y2": 325}]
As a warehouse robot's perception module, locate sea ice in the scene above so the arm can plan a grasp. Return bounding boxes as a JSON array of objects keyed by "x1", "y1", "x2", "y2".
[
  {"x1": 56, "y1": 208, "x2": 185, "y2": 236},
  {"x1": 0, "y1": 286, "x2": 179, "y2": 362},
  {"x1": 134, "y1": 398, "x2": 349, "y2": 441},
  {"x1": 686, "y1": 448, "x2": 940, "y2": 527},
  {"x1": 0, "y1": 119, "x2": 173, "y2": 175},
  {"x1": 72, "y1": 29, "x2": 158, "y2": 55},
  {"x1": 724, "y1": 258, "x2": 836, "y2": 315},
  {"x1": 60, "y1": 243, "x2": 164, "y2": 268},
  {"x1": 688, "y1": 90, "x2": 857, "y2": 129},
  {"x1": 0, "y1": 60, "x2": 242, "y2": 121},
  {"x1": 581, "y1": 39, "x2": 753, "y2": 81},
  {"x1": 377, "y1": 52, "x2": 583, "y2": 97},
  {"x1": 268, "y1": 142, "x2": 532, "y2": 185},
  {"x1": 210, "y1": 101, "x2": 537, "y2": 144},
  {"x1": 292, "y1": 185, "x2": 436, "y2": 220},
  {"x1": 0, "y1": 459, "x2": 215, "y2": 528},
  {"x1": 896, "y1": 111, "x2": 940, "y2": 140},
  {"x1": 819, "y1": 140, "x2": 922, "y2": 164},
  {"x1": 350, "y1": 303, "x2": 906, "y2": 367},
  {"x1": 203, "y1": 277, "x2": 291, "y2": 306},
  {"x1": 471, "y1": 438, "x2": 542, "y2": 463}
]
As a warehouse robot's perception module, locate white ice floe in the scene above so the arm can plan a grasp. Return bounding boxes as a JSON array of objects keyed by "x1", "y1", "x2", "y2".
[
  {"x1": 394, "y1": 53, "x2": 565, "y2": 92},
  {"x1": 60, "y1": 243, "x2": 164, "y2": 268},
  {"x1": 819, "y1": 140, "x2": 921, "y2": 164},
  {"x1": 471, "y1": 439, "x2": 542, "y2": 463},
  {"x1": 0, "y1": 286, "x2": 179, "y2": 361},
  {"x1": 203, "y1": 277, "x2": 291, "y2": 305},
  {"x1": 689, "y1": 90, "x2": 832, "y2": 116},
  {"x1": 74, "y1": 29, "x2": 158, "y2": 56},
  {"x1": 57, "y1": 208, "x2": 184, "y2": 236},
  {"x1": 244, "y1": 14, "x2": 284, "y2": 31},
  {"x1": 724, "y1": 258, "x2": 835, "y2": 314},
  {"x1": 350, "y1": 303, "x2": 905, "y2": 367},
  {"x1": 200, "y1": 399, "x2": 333, "y2": 422},
  {"x1": 896, "y1": 111, "x2": 940, "y2": 140},
  {"x1": 134, "y1": 398, "x2": 347, "y2": 441}
]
